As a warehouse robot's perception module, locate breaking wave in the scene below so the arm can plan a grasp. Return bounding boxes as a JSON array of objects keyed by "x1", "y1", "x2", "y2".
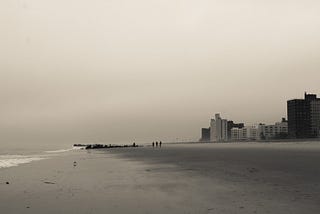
[
  {"x1": 45, "y1": 146, "x2": 84, "y2": 153},
  {"x1": 0, "y1": 155, "x2": 46, "y2": 169},
  {"x1": 0, "y1": 146, "x2": 83, "y2": 169}
]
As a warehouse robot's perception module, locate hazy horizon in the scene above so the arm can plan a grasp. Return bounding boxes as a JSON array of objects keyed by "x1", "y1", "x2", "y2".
[{"x1": 1, "y1": 0, "x2": 320, "y2": 145}]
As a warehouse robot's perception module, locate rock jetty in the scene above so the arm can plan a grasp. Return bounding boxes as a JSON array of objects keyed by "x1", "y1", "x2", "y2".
[{"x1": 73, "y1": 143, "x2": 139, "y2": 150}]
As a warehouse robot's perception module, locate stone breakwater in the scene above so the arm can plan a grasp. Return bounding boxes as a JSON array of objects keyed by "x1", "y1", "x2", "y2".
[{"x1": 73, "y1": 143, "x2": 140, "y2": 150}]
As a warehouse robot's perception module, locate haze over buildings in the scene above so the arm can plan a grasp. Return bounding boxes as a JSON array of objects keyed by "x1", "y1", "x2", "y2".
[{"x1": 1, "y1": 1, "x2": 320, "y2": 145}]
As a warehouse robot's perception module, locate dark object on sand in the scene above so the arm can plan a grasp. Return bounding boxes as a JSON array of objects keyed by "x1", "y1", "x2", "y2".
[
  {"x1": 73, "y1": 161, "x2": 77, "y2": 167},
  {"x1": 152, "y1": 142, "x2": 154, "y2": 147},
  {"x1": 6, "y1": 182, "x2": 9, "y2": 185},
  {"x1": 160, "y1": 141, "x2": 162, "y2": 147},
  {"x1": 44, "y1": 181, "x2": 56, "y2": 185},
  {"x1": 156, "y1": 142, "x2": 158, "y2": 147}
]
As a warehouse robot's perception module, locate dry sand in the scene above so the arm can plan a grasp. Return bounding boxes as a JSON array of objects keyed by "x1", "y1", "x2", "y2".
[{"x1": 1, "y1": 142, "x2": 320, "y2": 213}]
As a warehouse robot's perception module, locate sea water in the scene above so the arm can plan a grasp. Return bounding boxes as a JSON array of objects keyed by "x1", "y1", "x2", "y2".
[
  {"x1": 0, "y1": 139, "x2": 138, "y2": 169},
  {"x1": 0, "y1": 141, "x2": 79, "y2": 169}
]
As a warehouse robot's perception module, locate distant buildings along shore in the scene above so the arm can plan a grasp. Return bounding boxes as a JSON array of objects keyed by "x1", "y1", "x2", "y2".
[{"x1": 200, "y1": 93, "x2": 320, "y2": 142}]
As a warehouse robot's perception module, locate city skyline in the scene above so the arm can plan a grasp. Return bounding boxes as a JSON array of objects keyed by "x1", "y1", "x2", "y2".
[{"x1": 201, "y1": 92, "x2": 320, "y2": 142}]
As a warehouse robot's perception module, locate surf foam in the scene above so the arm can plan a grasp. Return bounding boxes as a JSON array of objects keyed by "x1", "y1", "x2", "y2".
[{"x1": 0, "y1": 155, "x2": 45, "y2": 169}]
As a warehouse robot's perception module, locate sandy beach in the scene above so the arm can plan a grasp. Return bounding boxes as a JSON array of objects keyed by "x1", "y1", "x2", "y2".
[{"x1": 1, "y1": 142, "x2": 320, "y2": 213}]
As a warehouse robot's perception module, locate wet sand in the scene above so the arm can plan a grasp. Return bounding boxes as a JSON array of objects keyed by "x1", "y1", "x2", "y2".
[{"x1": 1, "y1": 142, "x2": 320, "y2": 213}]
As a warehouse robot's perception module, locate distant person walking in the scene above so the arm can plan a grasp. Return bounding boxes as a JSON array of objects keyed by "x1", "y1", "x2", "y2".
[
  {"x1": 159, "y1": 141, "x2": 162, "y2": 147},
  {"x1": 156, "y1": 141, "x2": 158, "y2": 147},
  {"x1": 152, "y1": 142, "x2": 154, "y2": 147}
]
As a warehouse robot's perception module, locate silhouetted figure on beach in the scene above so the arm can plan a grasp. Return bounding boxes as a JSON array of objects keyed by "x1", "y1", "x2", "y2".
[
  {"x1": 152, "y1": 142, "x2": 154, "y2": 147},
  {"x1": 156, "y1": 141, "x2": 158, "y2": 147},
  {"x1": 159, "y1": 141, "x2": 162, "y2": 147},
  {"x1": 133, "y1": 142, "x2": 136, "y2": 147}
]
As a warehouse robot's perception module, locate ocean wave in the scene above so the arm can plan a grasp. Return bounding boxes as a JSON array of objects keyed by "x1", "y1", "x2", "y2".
[
  {"x1": 45, "y1": 148, "x2": 74, "y2": 153},
  {"x1": 45, "y1": 146, "x2": 84, "y2": 153},
  {"x1": 0, "y1": 155, "x2": 46, "y2": 169},
  {"x1": 0, "y1": 146, "x2": 83, "y2": 169}
]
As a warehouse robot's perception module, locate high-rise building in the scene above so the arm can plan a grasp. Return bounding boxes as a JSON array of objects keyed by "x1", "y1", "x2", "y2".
[
  {"x1": 210, "y1": 114, "x2": 228, "y2": 142},
  {"x1": 210, "y1": 118, "x2": 216, "y2": 142},
  {"x1": 200, "y1": 128, "x2": 210, "y2": 142},
  {"x1": 287, "y1": 93, "x2": 320, "y2": 138},
  {"x1": 221, "y1": 119, "x2": 228, "y2": 141},
  {"x1": 311, "y1": 100, "x2": 320, "y2": 137}
]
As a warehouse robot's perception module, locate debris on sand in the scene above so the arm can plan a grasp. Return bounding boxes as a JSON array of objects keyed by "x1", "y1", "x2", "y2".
[{"x1": 44, "y1": 181, "x2": 56, "y2": 185}]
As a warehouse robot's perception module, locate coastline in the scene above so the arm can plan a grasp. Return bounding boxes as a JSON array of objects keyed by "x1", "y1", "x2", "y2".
[{"x1": 1, "y1": 142, "x2": 320, "y2": 213}]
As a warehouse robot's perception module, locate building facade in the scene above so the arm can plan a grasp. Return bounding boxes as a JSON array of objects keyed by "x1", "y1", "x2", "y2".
[
  {"x1": 258, "y1": 118, "x2": 288, "y2": 140},
  {"x1": 210, "y1": 114, "x2": 228, "y2": 142},
  {"x1": 230, "y1": 128, "x2": 240, "y2": 140},
  {"x1": 230, "y1": 126, "x2": 259, "y2": 141},
  {"x1": 227, "y1": 121, "x2": 244, "y2": 140},
  {"x1": 210, "y1": 118, "x2": 216, "y2": 142},
  {"x1": 200, "y1": 128, "x2": 211, "y2": 142},
  {"x1": 311, "y1": 100, "x2": 320, "y2": 137},
  {"x1": 287, "y1": 93, "x2": 320, "y2": 138}
]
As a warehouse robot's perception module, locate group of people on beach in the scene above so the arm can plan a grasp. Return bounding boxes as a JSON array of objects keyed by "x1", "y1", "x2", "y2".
[{"x1": 152, "y1": 141, "x2": 162, "y2": 147}]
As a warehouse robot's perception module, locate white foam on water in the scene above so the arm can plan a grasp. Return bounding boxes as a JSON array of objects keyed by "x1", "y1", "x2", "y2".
[
  {"x1": 0, "y1": 155, "x2": 46, "y2": 169},
  {"x1": 45, "y1": 146, "x2": 84, "y2": 153},
  {"x1": 0, "y1": 146, "x2": 84, "y2": 169},
  {"x1": 45, "y1": 148, "x2": 74, "y2": 153}
]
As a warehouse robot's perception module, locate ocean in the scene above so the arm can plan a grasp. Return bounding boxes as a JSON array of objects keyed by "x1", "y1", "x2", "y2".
[
  {"x1": 0, "y1": 140, "x2": 148, "y2": 169},
  {"x1": 0, "y1": 141, "x2": 77, "y2": 169}
]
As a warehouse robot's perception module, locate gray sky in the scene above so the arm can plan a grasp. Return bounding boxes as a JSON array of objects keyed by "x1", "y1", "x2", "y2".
[{"x1": 1, "y1": 0, "x2": 320, "y2": 144}]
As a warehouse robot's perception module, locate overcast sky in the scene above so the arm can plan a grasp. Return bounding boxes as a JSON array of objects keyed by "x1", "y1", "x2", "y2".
[{"x1": 1, "y1": 0, "x2": 320, "y2": 144}]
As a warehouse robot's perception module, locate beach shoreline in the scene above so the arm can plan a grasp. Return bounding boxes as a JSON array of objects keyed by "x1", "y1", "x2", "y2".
[{"x1": 1, "y1": 142, "x2": 320, "y2": 213}]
